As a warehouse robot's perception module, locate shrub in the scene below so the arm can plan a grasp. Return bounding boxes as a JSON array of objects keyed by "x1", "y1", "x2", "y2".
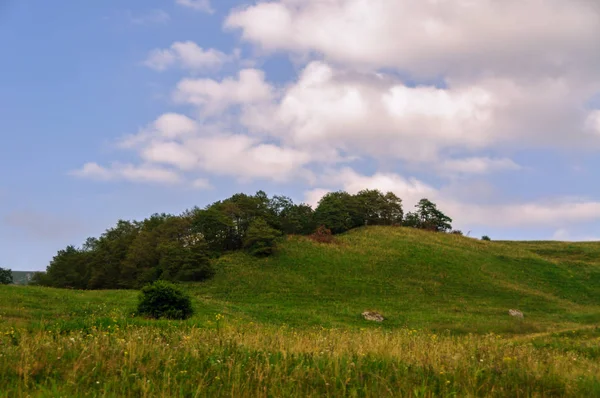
[
  {"x1": 137, "y1": 280, "x2": 193, "y2": 320},
  {"x1": 451, "y1": 230, "x2": 463, "y2": 235},
  {"x1": 481, "y1": 235, "x2": 491, "y2": 241},
  {"x1": 0, "y1": 267, "x2": 13, "y2": 285},
  {"x1": 309, "y1": 226, "x2": 334, "y2": 244}
]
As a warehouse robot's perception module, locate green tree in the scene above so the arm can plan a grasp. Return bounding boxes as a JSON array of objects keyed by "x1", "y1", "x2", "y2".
[
  {"x1": 269, "y1": 195, "x2": 316, "y2": 235},
  {"x1": 0, "y1": 267, "x2": 13, "y2": 285},
  {"x1": 353, "y1": 190, "x2": 403, "y2": 226},
  {"x1": 405, "y1": 199, "x2": 453, "y2": 232},
  {"x1": 381, "y1": 192, "x2": 404, "y2": 225},
  {"x1": 243, "y1": 218, "x2": 282, "y2": 256},
  {"x1": 88, "y1": 220, "x2": 140, "y2": 289},
  {"x1": 43, "y1": 246, "x2": 91, "y2": 289},
  {"x1": 314, "y1": 191, "x2": 356, "y2": 234}
]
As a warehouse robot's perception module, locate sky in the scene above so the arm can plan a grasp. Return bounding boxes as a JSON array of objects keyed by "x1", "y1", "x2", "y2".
[{"x1": 1, "y1": 0, "x2": 600, "y2": 271}]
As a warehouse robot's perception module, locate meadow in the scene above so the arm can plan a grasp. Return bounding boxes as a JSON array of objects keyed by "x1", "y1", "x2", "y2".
[{"x1": 1, "y1": 227, "x2": 600, "y2": 396}]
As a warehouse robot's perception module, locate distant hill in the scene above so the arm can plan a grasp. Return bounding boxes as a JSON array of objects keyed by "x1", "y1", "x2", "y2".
[{"x1": 11, "y1": 271, "x2": 35, "y2": 285}]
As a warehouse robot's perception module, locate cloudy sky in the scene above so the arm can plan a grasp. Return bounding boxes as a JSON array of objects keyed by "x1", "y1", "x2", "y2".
[{"x1": 1, "y1": 0, "x2": 600, "y2": 271}]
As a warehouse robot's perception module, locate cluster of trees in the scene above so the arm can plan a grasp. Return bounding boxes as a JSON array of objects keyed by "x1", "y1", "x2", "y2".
[{"x1": 33, "y1": 190, "x2": 453, "y2": 290}]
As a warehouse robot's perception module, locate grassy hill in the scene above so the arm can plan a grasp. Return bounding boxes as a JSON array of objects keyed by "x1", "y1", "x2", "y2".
[{"x1": 1, "y1": 227, "x2": 600, "y2": 396}]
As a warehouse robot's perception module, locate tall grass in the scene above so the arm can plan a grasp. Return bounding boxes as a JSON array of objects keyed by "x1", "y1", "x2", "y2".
[{"x1": 1, "y1": 317, "x2": 600, "y2": 397}]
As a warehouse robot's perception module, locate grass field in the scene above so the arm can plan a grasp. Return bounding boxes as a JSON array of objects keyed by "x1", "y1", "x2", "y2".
[{"x1": 1, "y1": 227, "x2": 600, "y2": 396}]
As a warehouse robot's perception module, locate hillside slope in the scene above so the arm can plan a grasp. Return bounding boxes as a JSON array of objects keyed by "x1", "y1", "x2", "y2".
[
  {"x1": 193, "y1": 226, "x2": 600, "y2": 333},
  {"x1": 1, "y1": 227, "x2": 599, "y2": 334}
]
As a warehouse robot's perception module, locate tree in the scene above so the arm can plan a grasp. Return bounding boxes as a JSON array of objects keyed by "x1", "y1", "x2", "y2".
[
  {"x1": 87, "y1": 220, "x2": 140, "y2": 289},
  {"x1": 243, "y1": 218, "x2": 282, "y2": 256},
  {"x1": 43, "y1": 246, "x2": 91, "y2": 289},
  {"x1": 353, "y1": 189, "x2": 404, "y2": 226},
  {"x1": 269, "y1": 195, "x2": 316, "y2": 235},
  {"x1": 0, "y1": 267, "x2": 13, "y2": 285},
  {"x1": 404, "y1": 199, "x2": 452, "y2": 232},
  {"x1": 314, "y1": 191, "x2": 356, "y2": 234}
]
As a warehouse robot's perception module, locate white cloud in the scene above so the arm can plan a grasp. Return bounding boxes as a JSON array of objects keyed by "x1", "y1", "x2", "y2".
[
  {"x1": 91, "y1": 111, "x2": 314, "y2": 183},
  {"x1": 139, "y1": 133, "x2": 313, "y2": 183},
  {"x1": 119, "y1": 113, "x2": 199, "y2": 149},
  {"x1": 226, "y1": 0, "x2": 600, "y2": 80},
  {"x1": 241, "y1": 62, "x2": 600, "y2": 165},
  {"x1": 176, "y1": 0, "x2": 213, "y2": 13},
  {"x1": 71, "y1": 162, "x2": 182, "y2": 184},
  {"x1": 174, "y1": 69, "x2": 274, "y2": 115},
  {"x1": 144, "y1": 41, "x2": 228, "y2": 72}
]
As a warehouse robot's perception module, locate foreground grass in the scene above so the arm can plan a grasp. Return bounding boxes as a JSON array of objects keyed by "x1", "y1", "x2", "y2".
[
  {"x1": 2, "y1": 318, "x2": 600, "y2": 397},
  {"x1": 2, "y1": 227, "x2": 600, "y2": 396}
]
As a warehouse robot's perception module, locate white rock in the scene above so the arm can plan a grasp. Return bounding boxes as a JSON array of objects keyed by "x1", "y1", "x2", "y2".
[
  {"x1": 508, "y1": 309, "x2": 524, "y2": 319},
  {"x1": 362, "y1": 311, "x2": 384, "y2": 322}
]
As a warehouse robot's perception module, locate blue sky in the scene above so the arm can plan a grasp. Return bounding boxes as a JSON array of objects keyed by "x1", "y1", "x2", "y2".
[{"x1": 1, "y1": 0, "x2": 600, "y2": 271}]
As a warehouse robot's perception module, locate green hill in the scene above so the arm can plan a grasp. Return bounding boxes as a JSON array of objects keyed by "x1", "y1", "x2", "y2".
[
  {"x1": 2, "y1": 227, "x2": 599, "y2": 334},
  {"x1": 198, "y1": 226, "x2": 600, "y2": 333}
]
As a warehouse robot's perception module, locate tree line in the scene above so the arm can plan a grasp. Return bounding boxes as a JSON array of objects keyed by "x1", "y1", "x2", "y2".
[{"x1": 30, "y1": 190, "x2": 453, "y2": 290}]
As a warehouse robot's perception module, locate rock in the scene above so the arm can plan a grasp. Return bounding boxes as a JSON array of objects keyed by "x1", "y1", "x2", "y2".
[
  {"x1": 508, "y1": 309, "x2": 524, "y2": 319},
  {"x1": 362, "y1": 311, "x2": 384, "y2": 322}
]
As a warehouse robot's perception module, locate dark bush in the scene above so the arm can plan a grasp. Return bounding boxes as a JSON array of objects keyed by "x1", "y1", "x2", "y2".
[
  {"x1": 309, "y1": 226, "x2": 335, "y2": 244},
  {"x1": 481, "y1": 235, "x2": 491, "y2": 241},
  {"x1": 137, "y1": 280, "x2": 193, "y2": 320},
  {"x1": 451, "y1": 230, "x2": 463, "y2": 235}
]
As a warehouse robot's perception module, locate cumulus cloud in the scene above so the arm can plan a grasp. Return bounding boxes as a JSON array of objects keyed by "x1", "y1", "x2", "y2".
[
  {"x1": 141, "y1": 133, "x2": 313, "y2": 182},
  {"x1": 176, "y1": 0, "x2": 213, "y2": 13},
  {"x1": 79, "y1": 112, "x2": 314, "y2": 184},
  {"x1": 118, "y1": 113, "x2": 199, "y2": 149},
  {"x1": 240, "y1": 62, "x2": 600, "y2": 165},
  {"x1": 144, "y1": 41, "x2": 229, "y2": 72},
  {"x1": 226, "y1": 0, "x2": 600, "y2": 80},
  {"x1": 174, "y1": 69, "x2": 274, "y2": 115}
]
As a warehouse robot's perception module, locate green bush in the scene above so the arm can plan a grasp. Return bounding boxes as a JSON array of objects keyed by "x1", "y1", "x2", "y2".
[
  {"x1": 482, "y1": 235, "x2": 491, "y2": 241},
  {"x1": 137, "y1": 280, "x2": 193, "y2": 320}
]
